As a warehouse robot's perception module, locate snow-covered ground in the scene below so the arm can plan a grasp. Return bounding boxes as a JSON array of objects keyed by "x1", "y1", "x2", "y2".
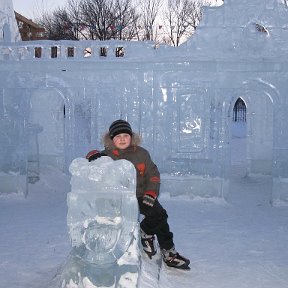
[{"x1": 1, "y1": 129, "x2": 288, "y2": 288}]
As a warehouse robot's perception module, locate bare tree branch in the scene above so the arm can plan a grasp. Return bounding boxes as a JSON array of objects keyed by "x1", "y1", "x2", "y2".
[
  {"x1": 112, "y1": 0, "x2": 139, "y2": 40},
  {"x1": 164, "y1": 0, "x2": 202, "y2": 46},
  {"x1": 137, "y1": 0, "x2": 163, "y2": 41},
  {"x1": 38, "y1": 7, "x2": 78, "y2": 40},
  {"x1": 36, "y1": 0, "x2": 205, "y2": 44}
]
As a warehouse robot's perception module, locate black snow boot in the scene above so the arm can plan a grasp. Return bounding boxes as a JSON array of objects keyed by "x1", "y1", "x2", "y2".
[
  {"x1": 141, "y1": 229, "x2": 157, "y2": 259},
  {"x1": 162, "y1": 246, "x2": 190, "y2": 270}
]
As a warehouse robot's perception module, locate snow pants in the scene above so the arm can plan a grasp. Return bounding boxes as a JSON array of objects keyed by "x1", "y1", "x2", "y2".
[{"x1": 138, "y1": 198, "x2": 174, "y2": 250}]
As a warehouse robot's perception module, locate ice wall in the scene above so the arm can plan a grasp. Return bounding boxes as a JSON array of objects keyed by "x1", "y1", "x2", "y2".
[
  {"x1": 0, "y1": 1, "x2": 288, "y2": 203},
  {"x1": 179, "y1": 0, "x2": 288, "y2": 203}
]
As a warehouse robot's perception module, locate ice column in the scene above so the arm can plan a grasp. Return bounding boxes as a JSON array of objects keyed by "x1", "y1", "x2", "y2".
[
  {"x1": 60, "y1": 156, "x2": 140, "y2": 288},
  {"x1": 0, "y1": 0, "x2": 21, "y2": 42}
]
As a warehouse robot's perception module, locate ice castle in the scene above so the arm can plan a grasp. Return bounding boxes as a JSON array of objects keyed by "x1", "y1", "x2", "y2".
[{"x1": 1, "y1": 0, "x2": 288, "y2": 204}]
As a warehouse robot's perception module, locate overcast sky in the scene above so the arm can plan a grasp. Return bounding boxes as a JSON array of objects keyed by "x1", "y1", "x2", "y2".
[{"x1": 13, "y1": 0, "x2": 67, "y2": 19}]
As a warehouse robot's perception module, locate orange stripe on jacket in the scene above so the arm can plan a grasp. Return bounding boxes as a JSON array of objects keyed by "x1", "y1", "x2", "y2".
[
  {"x1": 136, "y1": 163, "x2": 146, "y2": 176},
  {"x1": 112, "y1": 149, "x2": 120, "y2": 156},
  {"x1": 150, "y1": 176, "x2": 160, "y2": 183},
  {"x1": 144, "y1": 190, "x2": 157, "y2": 198}
]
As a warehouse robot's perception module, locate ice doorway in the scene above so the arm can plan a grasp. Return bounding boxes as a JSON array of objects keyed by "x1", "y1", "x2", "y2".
[
  {"x1": 231, "y1": 97, "x2": 247, "y2": 178},
  {"x1": 29, "y1": 88, "x2": 66, "y2": 171}
]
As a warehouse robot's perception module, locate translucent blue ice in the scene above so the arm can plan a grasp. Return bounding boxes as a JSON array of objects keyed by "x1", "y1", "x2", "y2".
[
  {"x1": 60, "y1": 157, "x2": 140, "y2": 287},
  {"x1": 1, "y1": 0, "x2": 288, "y2": 203}
]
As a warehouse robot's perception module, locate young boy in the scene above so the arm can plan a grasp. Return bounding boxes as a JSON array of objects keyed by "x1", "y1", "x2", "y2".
[{"x1": 86, "y1": 119, "x2": 190, "y2": 270}]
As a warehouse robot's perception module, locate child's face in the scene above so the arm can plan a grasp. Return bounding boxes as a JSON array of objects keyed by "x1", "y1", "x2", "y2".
[{"x1": 113, "y1": 133, "x2": 131, "y2": 150}]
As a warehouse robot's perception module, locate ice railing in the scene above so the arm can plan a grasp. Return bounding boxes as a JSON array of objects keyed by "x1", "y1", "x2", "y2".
[{"x1": 0, "y1": 40, "x2": 157, "y2": 61}]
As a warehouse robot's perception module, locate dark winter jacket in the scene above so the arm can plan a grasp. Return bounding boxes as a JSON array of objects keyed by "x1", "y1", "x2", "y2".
[{"x1": 101, "y1": 132, "x2": 160, "y2": 199}]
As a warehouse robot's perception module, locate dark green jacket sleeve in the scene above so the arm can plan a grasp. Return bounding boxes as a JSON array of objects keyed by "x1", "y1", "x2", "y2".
[{"x1": 143, "y1": 150, "x2": 160, "y2": 198}]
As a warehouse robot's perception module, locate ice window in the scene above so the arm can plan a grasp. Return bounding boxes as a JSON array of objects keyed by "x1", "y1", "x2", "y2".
[
  {"x1": 233, "y1": 98, "x2": 246, "y2": 122},
  {"x1": 51, "y1": 46, "x2": 58, "y2": 58},
  {"x1": 34, "y1": 47, "x2": 42, "y2": 58},
  {"x1": 100, "y1": 47, "x2": 107, "y2": 57},
  {"x1": 84, "y1": 47, "x2": 92, "y2": 57},
  {"x1": 115, "y1": 47, "x2": 124, "y2": 57},
  {"x1": 67, "y1": 47, "x2": 74, "y2": 58},
  {"x1": 255, "y1": 23, "x2": 269, "y2": 35}
]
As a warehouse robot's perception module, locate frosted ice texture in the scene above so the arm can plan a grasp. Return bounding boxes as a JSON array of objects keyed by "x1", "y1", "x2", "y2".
[
  {"x1": 182, "y1": 0, "x2": 288, "y2": 60},
  {"x1": 60, "y1": 156, "x2": 139, "y2": 287},
  {"x1": 0, "y1": 0, "x2": 21, "y2": 42},
  {"x1": 67, "y1": 156, "x2": 138, "y2": 264},
  {"x1": 0, "y1": 88, "x2": 30, "y2": 195}
]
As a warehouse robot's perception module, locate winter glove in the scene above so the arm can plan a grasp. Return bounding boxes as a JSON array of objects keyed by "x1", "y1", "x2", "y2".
[
  {"x1": 86, "y1": 150, "x2": 107, "y2": 162},
  {"x1": 142, "y1": 191, "x2": 157, "y2": 207}
]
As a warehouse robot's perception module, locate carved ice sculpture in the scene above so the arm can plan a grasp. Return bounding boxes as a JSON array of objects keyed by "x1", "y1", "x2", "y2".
[{"x1": 60, "y1": 157, "x2": 140, "y2": 288}]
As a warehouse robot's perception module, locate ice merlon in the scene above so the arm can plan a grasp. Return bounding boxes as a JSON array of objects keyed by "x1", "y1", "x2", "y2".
[{"x1": 60, "y1": 156, "x2": 140, "y2": 288}]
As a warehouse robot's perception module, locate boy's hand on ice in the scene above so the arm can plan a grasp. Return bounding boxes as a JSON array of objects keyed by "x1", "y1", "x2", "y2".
[
  {"x1": 143, "y1": 191, "x2": 157, "y2": 207},
  {"x1": 86, "y1": 150, "x2": 107, "y2": 162}
]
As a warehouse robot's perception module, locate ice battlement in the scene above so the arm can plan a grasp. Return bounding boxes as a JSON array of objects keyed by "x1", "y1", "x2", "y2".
[{"x1": 0, "y1": 40, "x2": 159, "y2": 61}]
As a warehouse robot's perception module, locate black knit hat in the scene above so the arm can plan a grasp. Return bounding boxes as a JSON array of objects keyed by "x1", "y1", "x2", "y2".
[{"x1": 109, "y1": 119, "x2": 132, "y2": 139}]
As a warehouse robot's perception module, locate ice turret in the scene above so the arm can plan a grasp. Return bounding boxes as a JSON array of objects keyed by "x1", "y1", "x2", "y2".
[
  {"x1": 0, "y1": 0, "x2": 21, "y2": 42},
  {"x1": 182, "y1": 0, "x2": 288, "y2": 59}
]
